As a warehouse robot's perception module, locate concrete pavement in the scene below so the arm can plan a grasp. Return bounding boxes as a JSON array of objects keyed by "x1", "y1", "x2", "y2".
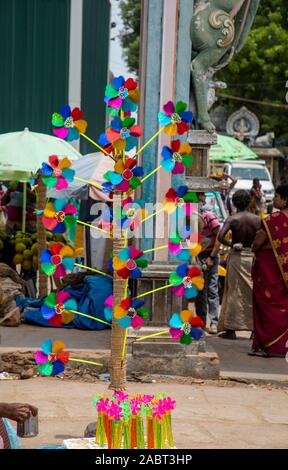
[{"x1": 1, "y1": 378, "x2": 288, "y2": 449}]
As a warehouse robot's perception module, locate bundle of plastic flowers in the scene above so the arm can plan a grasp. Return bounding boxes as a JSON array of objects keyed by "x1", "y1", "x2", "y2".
[{"x1": 92, "y1": 392, "x2": 176, "y2": 449}]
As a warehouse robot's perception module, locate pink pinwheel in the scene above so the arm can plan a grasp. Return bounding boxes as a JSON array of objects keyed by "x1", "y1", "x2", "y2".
[
  {"x1": 52, "y1": 105, "x2": 87, "y2": 141},
  {"x1": 130, "y1": 398, "x2": 142, "y2": 416},
  {"x1": 34, "y1": 339, "x2": 69, "y2": 376},
  {"x1": 41, "y1": 291, "x2": 77, "y2": 326},
  {"x1": 104, "y1": 76, "x2": 140, "y2": 116},
  {"x1": 42, "y1": 199, "x2": 78, "y2": 234},
  {"x1": 113, "y1": 391, "x2": 129, "y2": 403},
  {"x1": 161, "y1": 140, "x2": 193, "y2": 174},
  {"x1": 96, "y1": 397, "x2": 110, "y2": 414},
  {"x1": 40, "y1": 243, "x2": 75, "y2": 278},
  {"x1": 107, "y1": 402, "x2": 123, "y2": 422},
  {"x1": 158, "y1": 101, "x2": 193, "y2": 136},
  {"x1": 169, "y1": 264, "x2": 204, "y2": 299},
  {"x1": 41, "y1": 156, "x2": 75, "y2": 190}
]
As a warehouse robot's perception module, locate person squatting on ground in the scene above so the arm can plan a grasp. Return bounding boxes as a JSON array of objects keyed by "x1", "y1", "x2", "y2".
[{"x1": 217, "y1": 190, "x2": 261, "y2": 339}]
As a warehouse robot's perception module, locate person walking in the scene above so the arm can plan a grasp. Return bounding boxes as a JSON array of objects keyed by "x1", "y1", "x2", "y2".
[
  {"x1": 217, "y1": 190, "x2": 261, "y2": 339},
  {"x1": 195, "y1": 193, "x2": 221, "y2": 334},
  {"x1": 251, "y1": 184, "x2": 288, "y2": 357}
]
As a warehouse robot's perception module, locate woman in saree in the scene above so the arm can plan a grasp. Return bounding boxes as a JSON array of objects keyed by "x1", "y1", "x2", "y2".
[{"x1": 252, "y1": 184, "x2": 288, "y2": 357}]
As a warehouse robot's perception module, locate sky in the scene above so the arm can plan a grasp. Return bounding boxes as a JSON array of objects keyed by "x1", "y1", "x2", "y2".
[{"x1": 109, "y1": 0, "x2": 131, "y2": 78}]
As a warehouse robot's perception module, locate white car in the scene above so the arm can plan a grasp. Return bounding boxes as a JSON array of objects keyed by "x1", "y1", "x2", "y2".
[{"x1": 223, "y1": 160, "x2": 275, "y2": 204}]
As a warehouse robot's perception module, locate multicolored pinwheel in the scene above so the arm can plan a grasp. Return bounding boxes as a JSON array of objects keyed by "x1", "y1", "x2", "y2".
[
  {"x1": 52, "y1": 105, "x2": 87, "y2": 141},
  {"x1": 163, "y1": 186, "x2": 198, "y2": 215},
  {"x1": 169, "y1": 264, "x2": 204, "y2": 299},
  {"x1": 113, "y1": 247, "x2": 148, "y2": 279},
  {"x1": 114, "y1": 297, "x2": 149, "y2": 329},
  {"x1": 103, "y1": 158, "x2": 144, "y2": 193},
  {"x1": 116, "y1": 197, "x2": 147, "y2": 231},
  {"x1": 169, "y1": 310, "x2": 204, "y2": 345},
  {"x1": 161, "y1": 140, "x2": 193, "y2": 174},
  {"x1": 42, "y1": 199, "x2": 78, "y2": 235},
  {"x1": 98, "y1": 206, "x2": 113, "y2": 232},
  {"x1": 105, "y1": 76, "x2": 140, "y2": 116},
  {"x1": 41, "y1": 156, "x2": 75, "y2": 190},
  {"x1": 104, "y1": 295, "x2": 113, "y2": 322},
  {"x1": 169, "y1": 229, "x2": 202, "y2": 262},
  {"x1": 158, "y1": 101, "x2": 193, "y2": 136},
  {"x1": 41, "y1": 291, "x2": 77, "y2": 326},
  {"x1": 40, "y1": 243, "x2": 75, "y2": 278},
  {"x1": 34, "y1": 339, "x2": 69, "y2": 376},
  {"x1": 99, "y1": 117, "x2": 142, "y2": 152}
]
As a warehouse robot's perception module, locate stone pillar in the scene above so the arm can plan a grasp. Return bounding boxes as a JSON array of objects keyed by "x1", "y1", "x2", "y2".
[{"x1": 186, "y1": 131, "x2": 218, "y2": 177}]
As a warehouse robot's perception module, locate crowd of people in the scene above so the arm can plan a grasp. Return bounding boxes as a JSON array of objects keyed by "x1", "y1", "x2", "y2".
[{"x1": 196, "y1": 179, "x2": 288, "y2": 358}]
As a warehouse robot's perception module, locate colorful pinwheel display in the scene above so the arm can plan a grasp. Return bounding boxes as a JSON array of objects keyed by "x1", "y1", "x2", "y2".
[
  {"x1": 52, "y1": 105, "x2": 87, "y2": 141},
  {"x1": 40, "y1": 242, "x2": 75, "y2": 278},
  {"x1": 158, "y1": 101, "x2": 193, "y2": 136},
  {"x1": 105, "y1": 76, "x2": 140, "y2": 116},
  {"x1": 163, "y1": 186, "x2": 198, "y2": 215},
  {"x1": 169, "y1": 264, "x2": 204, "y2": 299},
  {"x1": 169, "y1": 228, "x2": 202, "y2": 261},
  {"x1": 113, "y1": 247, "x2": 148, "y2": 279},
  {"x1": 41, "y1": 156, "x2": 75, "y2": 190},
  {"x1": 116, "y1": 197, "x2": 147, "y2": 231},
  {"x1": 34, "y1": 339, "x2": 69, "y2": 376},
  {"x1": 93, "y1": 392, "x2": 176, "y2": 449},
  {"x1": 98, "y1": 206, "x2": 113, "y2": 232},
  {"x1": 42, "y1": 199, "x2": 78, "y2": 235},
  {"x1": 114, "y1": 297, "x2": 149, "y2": 329},
  {"x1": 99, "y1": 117, "x2": 142, "y2": 152},
  {"x1": 161, "y1": 140, "x2": 193, "y2": 174},
  {"x1": 103, "y1": 158, "x2": 144, "y2": 193},
  {"x1": 41, "y1": 291, "x2": 77, "y2": 326},
  {"x1": 169, "y1": 310, "x2": 204, "y2": 345}
]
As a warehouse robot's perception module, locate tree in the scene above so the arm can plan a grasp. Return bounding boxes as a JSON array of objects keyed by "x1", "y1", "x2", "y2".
[
  {"x1": 119, "y1": 0, "x2": 141, "y2": 74},
  {"x1": 216, "y1": 0, "x2": 288, "y2": 143}
]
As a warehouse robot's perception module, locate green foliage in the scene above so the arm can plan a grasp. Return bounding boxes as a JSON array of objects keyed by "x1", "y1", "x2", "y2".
[
  {"x1": 216, "y1": 0, "x2": 288, "y2": 142},
  {"x1": 119, "y1": 0, "x2": 141, "y2": 74}
]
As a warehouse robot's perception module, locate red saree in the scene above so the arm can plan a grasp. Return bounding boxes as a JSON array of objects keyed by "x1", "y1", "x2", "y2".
[{"x1": 252, "y1": 211, "x2": 288, "y2": 356}]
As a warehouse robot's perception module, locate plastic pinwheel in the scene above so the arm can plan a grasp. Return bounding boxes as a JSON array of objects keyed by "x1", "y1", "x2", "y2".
[
  {"x1": 168, "y1": 228, "x2": 202, "y2": 262},
  {"x1": 169, "y1": 264, "x2": 204, "y2": 299},
  {"x1": 41, "y1": 291, "x2": 77, "y2": 326},
  {"x1": 34, "y1": 339, "x2": 69, "y2": 376},
  {"x1": 104, "y1": 295, "x2": 113, "y2": 322},
  {"x1": 99, "y1": 117, "x2": 142, "y2": 152},
  {"x1": 113, "y1": 246, "x2": 148, "y2": 279},
  {"x1": 169, "y1": 310, "x2": 205, "y2": 345},
  {"x1": 103, "y1": 158, "x2": 144, "y2": 193},
  {"x1": 41, "y1": 155, "x2": 75, "y2": 190},
  {"x1": 161, "y1": 140, "x2": 193, "y2": 174},
  {"x1": 98, "y1": 206, "x2": 113, "y2": 232},
  {"x1": 116, "y1": 197, "x2": 147, "y2": 231},
  {"x1": 52, "y1": 105, "x2": 87, "y2": 141},
  {"x1": 42, "y1": 199, "x2": 78, "y2": 235},
  {"x1": 163, "y1": 186, "x2": 198, "y2": 215},
  {"x1": 104, "y1": 76, "x2": 140, "y2": 116},
  {"x1": 40, "y1": 242, "x2": 75, "y2": 278},
  {"x1": 158, "y1": 101, "x2": 193, "y2": 136},
  {"x1": 114, "y1": 297, "x2": 149, "y2": 329}
]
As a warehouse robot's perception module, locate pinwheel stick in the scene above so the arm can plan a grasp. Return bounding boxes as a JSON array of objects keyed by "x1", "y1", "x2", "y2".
[
  {"x1": 143, "y1": 245, "x2": 168, "y2": 254},
  {"x1": 80, "y1": 133, "x2": 116, "y2": 161},
  {"x1": 69, "y1": 358, "x2": 103, "y2": 367},
  {"x1": 141, "y1": 207, "x2": 165, "y2": 223},
  {"x1": 140, "y1": 165, "x2": 162, "y2": 184},
  {"x1": 77, "y1": 220, "x2": 111, "y2": 236},
  {"x1": 74, "y1": 263, "x2": 113, "y2": 278},
  {"x1": 135, "y1": 283, "x2": 173, "y2": 299},
  {"x1": 74, "y1": 176, "x2": 104, "y2": 190},
  {"x1": 129, "y1": 330, "x2": 169, "y2": 344},
  {"x1": 68, "y1": 309, "x2": 111, "y2": 327},
  {"x1": 134, "y1": 127, "x2": 165, "y2": 157}
]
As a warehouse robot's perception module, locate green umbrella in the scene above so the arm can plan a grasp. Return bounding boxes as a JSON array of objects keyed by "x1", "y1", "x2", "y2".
[
  {"x1": 0, "y1": 127, "x2": 81, "y2": 181},
  {"x1": 209, "y1": 134, "x2": 258, "y2": 161}
]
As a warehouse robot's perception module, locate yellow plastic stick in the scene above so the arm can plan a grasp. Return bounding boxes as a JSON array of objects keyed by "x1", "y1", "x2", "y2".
[
  {"x1": 143, "y1": 245, "x2": 168, "y2": 254},
  {"x1": 135, "y1": 283, "x2": 173, "y2": 299},
  {"x1": 74, "y1": 263, "x2": 113, "y2": 278},
  {"x1": 74, "y1": 176, "x2": 103, "y2": 190},
  {"x1": 133, "y1": 330, "x2": 169, "y2": 342},
  {"x1": 140, "y1": 165, "x2": 162, "y2": 184},
  {"x1": 141, "y1": 207, "x2": 165, "y2": 223},
  {"x1": 69, "y1": 358, "x2": 103, "y2": 367},
  {"x1": 121, "y1": 329, "x2": 128, "y2": 361},
  {"x1": 77, "y1": 219, "x2": 111, "y2": 236},
  {"x1": 134, "y1": 127, "x2": 165, "y2": 157},
  {"x1": 80, "y1": 132, "x2": 115, "y2": 159},
  {"x1": 68, "y1": 309, "x2": 111, "y2": 327}
]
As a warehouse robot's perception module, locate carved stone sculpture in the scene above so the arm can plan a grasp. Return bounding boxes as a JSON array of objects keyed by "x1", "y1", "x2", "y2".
[{"x1": 190, "y1": 0, "x2": 260, "y2": 133}]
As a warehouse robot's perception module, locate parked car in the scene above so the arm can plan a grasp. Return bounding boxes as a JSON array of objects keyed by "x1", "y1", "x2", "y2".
[{"x1": 223, "y1": 160, "x2": 275, "y2": 205}]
